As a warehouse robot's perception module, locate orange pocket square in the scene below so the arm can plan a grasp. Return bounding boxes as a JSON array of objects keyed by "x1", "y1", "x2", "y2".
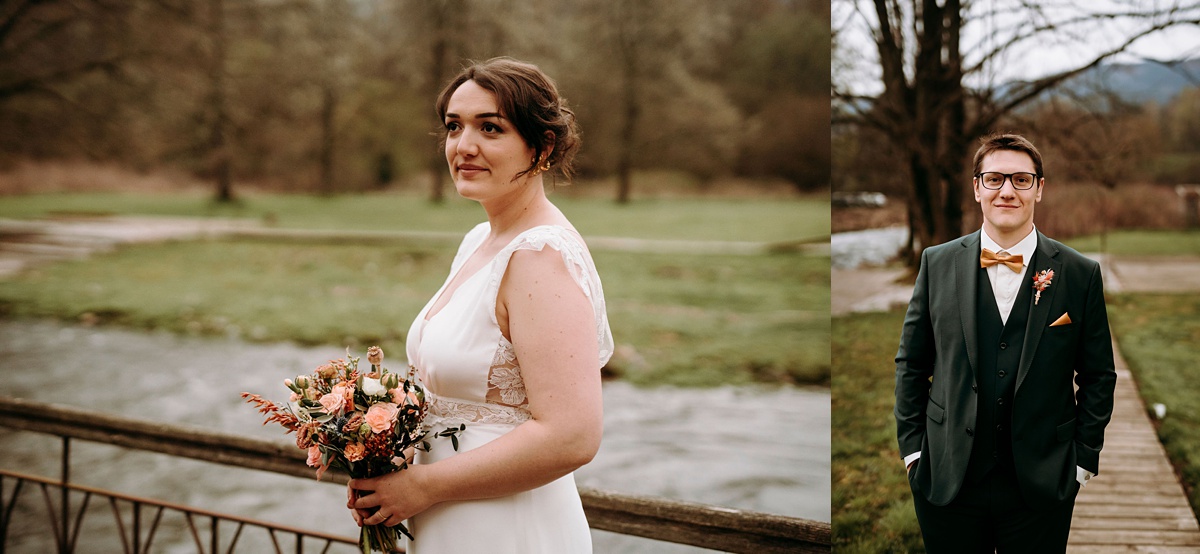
[{"x1": 1049, "y1": 312, "x2": 1072, "y2": 327}]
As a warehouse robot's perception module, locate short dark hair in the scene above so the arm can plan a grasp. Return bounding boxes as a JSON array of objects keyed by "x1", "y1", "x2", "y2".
[
  {"x1": 435, "y1": 57, "x2": 581, "y2": 181},
  {"x1": 972, "y1": 133, "x2": 1045, "y2": 179}
]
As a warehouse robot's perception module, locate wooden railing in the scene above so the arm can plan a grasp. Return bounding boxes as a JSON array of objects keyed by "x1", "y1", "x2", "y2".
[{"x1": 0, "y1": 396, "x2": 830, "y2": 553}]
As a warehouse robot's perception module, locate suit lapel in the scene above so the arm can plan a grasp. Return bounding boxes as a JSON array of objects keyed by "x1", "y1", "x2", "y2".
[
  {"x1": 1016, "y1": 231, "x2": 1062, "y2": 393},
  {"x1": 957, "y1": 231, "x2": 981, "y2": 381}
]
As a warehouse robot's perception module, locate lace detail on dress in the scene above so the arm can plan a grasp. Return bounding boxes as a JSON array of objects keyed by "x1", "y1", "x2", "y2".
[
  {"x1": 486, "y1": 335, "x2": 527, "y2": 406},
  {"x1": 426, "y1": 392, "x2": 531, "y2": 426}
]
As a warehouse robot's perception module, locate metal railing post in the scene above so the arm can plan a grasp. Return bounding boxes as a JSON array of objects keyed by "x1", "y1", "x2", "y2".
[{"x1": 59, "y1": 437, "x2": 69, "y2": 554}]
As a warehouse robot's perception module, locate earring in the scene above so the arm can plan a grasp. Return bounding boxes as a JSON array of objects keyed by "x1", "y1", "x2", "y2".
[{"x1": 538, "y1": 158, "x2": 551, "y2": 172}]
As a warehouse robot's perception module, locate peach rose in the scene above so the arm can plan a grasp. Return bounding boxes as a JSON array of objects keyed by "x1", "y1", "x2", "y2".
[
  {"x1": 319, "y1": 390, "x2": 344, "y2": 414},
  {"x1": 345, "y1": 442, "x2": 366, "y2": 462},
  {"x1": 306, "y1": 445, "x2": 321, "y2": 468},
  {"x1": 365, "y1": 402, "x2": 399, "y2": 434}
]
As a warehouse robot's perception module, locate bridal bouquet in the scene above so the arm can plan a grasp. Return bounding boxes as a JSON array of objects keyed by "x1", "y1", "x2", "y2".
[{"x1": 243, "y1": 346, "x2": 462, "y2": 553}]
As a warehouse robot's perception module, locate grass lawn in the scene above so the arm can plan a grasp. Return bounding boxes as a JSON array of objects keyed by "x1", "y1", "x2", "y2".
[
  {"x1": 831, "y1": 310, "x2": 924, "y2": 553},
  {"x1": 1065, "y1": 230, "x2": 1200, "y2": 256},
  {"x1": 0, "y1": 238, "x2": 828, "y2": 387},
  {"x1": 1108, "y1": 293, "x2": 1200, "y2": 520},
  {"x1": 0, "y1": 191, "x2": 830, "y2": 244}
]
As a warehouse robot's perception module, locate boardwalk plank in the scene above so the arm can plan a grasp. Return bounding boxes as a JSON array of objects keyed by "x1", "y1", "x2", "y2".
[
  {"x1": 1070, "y1": 530, "x2": 1200, "y2": 545},
  {"x1": 1068, "y1": 339, "x2": 1200, "y2": 549},
  {"x1": 1069, "y1": 546, "x2": 1200, "y2": 553},
  {"x1": 1072, "y1": 518, "x2": 1200, "y2": 531}
]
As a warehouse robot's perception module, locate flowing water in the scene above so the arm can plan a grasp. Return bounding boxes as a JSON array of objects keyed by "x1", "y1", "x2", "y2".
[
  {"x1": 0, "y1": 320, "x2": 829, "y2": 553},
  {"x1": 831, "y1": 226, "x2": 908, "y2": 269}
]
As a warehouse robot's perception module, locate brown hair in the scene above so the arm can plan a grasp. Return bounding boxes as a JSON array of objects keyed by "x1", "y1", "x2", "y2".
[
  {"x1": 972, "y1": 133, "x2": 1045, "y2": 178},
  {"x1": 435, "y1": 57, "x2": 581, "y2": 181}
]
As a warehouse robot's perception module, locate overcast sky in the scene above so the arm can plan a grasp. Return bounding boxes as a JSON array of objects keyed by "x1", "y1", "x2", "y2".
[{"x1": 833, "y1": 0, "x2": 1200, "y2": 96}]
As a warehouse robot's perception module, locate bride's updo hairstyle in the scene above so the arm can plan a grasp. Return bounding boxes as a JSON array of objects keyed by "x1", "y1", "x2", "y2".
[{"x1": 436, "y1": 57, "x2": 581, "y2": 181}]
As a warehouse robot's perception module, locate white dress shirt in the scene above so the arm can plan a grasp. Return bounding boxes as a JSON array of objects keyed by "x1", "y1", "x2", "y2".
[
  {"x1": 980, "y1": 227, "x2": 1037, "y2": 324},
  {"x1": 906, "y1": 226, "x2": 1092, "y2": 486}
]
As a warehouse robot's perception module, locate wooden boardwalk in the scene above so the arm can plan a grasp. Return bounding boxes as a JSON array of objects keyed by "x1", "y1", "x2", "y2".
[{"x1": 1068, "y1": 340, "x2": 1200, "y2": 552}]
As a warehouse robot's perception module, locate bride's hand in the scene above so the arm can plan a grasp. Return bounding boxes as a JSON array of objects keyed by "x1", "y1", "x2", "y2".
[{"x1": 348, "y1": 465, "x2": 434, "y2": 527}]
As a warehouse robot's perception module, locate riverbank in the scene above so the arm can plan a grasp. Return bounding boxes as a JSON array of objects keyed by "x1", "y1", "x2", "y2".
[
  {"x1": 0, "y1": 203, "x2": 830, "y2": 387},
  {"x1": 0, "y1": 319, "x2": 829, "y2": 553}
]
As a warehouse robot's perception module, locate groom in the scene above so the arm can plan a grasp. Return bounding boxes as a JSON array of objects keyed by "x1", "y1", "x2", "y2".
[{"x1": 894, "y1": 133, "x2": 1117, "y2": 552}]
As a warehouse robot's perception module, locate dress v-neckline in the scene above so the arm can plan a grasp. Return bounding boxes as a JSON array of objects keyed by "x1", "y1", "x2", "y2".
[
  {"x1": 421, "y1": 223, "x2": 579, "y2": 323},
  {"x1": 423, "y1": 233, "x2": 492, "y2": 323}
]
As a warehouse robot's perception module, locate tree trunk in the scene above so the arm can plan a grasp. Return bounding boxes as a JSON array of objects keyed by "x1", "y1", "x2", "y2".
[
  {"x1": 880, "y1": 0, "x2": 970, "y2": 261},
  {"x1": 319, "y1": 85, "x2": 336, "y2": 195},
  {"x1": 209, "y1": 0, "x2": 233, "y2": 203},
  {"x1": 616, "y1": 70, "x2": 638, "y2": 205},
  {"x1": 614, "y1": 1, "x2": 640, "y2": 205},
  {"x1": 426, "y1": 0, "x2": 450, "y2": 204}
]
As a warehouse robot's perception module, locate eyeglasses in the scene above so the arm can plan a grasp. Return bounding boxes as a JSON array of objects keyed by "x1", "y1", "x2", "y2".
[{"x1": 976, "y1": 172, "x2": 1039, "y2": 190}]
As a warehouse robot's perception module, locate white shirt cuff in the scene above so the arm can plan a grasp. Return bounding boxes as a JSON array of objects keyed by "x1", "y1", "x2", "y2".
[
  {"x1": 1076, "y1": 466, "x2": 1094, "y2": 487},
  {"x1": 904, "y1": 451, "x2": 921, "y2": 467}
]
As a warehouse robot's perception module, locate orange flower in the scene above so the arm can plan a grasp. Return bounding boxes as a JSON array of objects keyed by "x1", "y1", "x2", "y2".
[
  {"x1": 345, "y1": 442, "x2": 366, "y2": 462},
  {"x1": 342, "y1": 413, "x2": 365, "y2": 434},
  {"x1": 306, "y1": 445, "x2": 321, "y2": 468},
  {"x1": 296, "y1": 423, "x2": 318, "y2": 449},
  {"x1": 390, "y1": 388, "x2": 421, "y2": 408},
  {"x1": 365, "y1": 402, "x2": 399, "y2": 434}
]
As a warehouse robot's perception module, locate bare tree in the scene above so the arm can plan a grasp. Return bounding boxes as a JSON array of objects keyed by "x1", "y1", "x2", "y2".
[
  {"x1": 0, "y1": 1, "x2": 129, "y2": 102},
  {"x1": 833, "y1": 0, "x2": 1200, "y2": 263},
  {"x1": 205, "y1": 0, "x2": 234, "y2": 202}
]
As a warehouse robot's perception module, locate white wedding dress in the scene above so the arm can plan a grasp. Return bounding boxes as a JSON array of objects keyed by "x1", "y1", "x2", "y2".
[{"x1": 403, "y1": 222, "x2": 614, "y2": 554}]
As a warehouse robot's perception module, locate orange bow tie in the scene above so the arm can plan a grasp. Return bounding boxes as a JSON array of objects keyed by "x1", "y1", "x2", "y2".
[{"x1": 980, "y1": 248, "x2": 1024, "y2": 272}]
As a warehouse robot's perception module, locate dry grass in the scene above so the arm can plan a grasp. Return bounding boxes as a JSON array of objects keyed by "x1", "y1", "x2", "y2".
[
  {"x1": 832, "y1": 204, "x2": 907, "y2": 233},
  {"x1": 0, "y1": 159, "x2": 814, "y2": 200},
  {"x1": 0, "y1": 161, "x2": 211, "y2": 196},
  {"x1": 834, "y1": 182, "x2": 1186, "y2": 238},
  {"x1": 963, "y1": 181, "x2": 1185, "y2": 239}
]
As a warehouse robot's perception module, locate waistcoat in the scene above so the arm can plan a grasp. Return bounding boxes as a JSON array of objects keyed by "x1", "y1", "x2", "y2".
[{"x1": 966, "y1": 253, "x2": 1036, "y2": 484}]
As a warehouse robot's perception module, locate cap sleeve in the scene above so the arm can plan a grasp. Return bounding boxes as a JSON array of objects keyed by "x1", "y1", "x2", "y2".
[{"x1": 483, "y1": 225, "x2": 614, "y2": 368}]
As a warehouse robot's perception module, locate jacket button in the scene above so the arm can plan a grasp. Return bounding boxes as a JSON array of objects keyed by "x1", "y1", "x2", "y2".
[
  {"x1": 998, "y1": 370, "x2": 1006, "y2": 378},
  {"x1": 1000, "y1": 342, "x2": 1008, "y2": 350},
  {"x1": 971, "y1": 384, "x2": 978, "y2": 393},
  {"x1": 997, "y1": 424, "x2": 1004, "y2": 432},
  {"x1": 966, "y1": 427, "x2": 974, "y2": 436},
  {"x1": 997, "y1": 398, "x2": 1005, "y2": 406}
]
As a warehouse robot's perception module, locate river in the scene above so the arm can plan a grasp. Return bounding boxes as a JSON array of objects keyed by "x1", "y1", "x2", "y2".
[
  {"x1": 830, "y1": 226, "x2": 907, "y2": 269},
  {"x1": 0, "y1": 320, "x2": 829, "y2": 553}
]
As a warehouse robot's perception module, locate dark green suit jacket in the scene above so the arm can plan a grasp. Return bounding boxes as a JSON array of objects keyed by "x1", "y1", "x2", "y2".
[{"x1": 894, "y1": 230, "x2": 1117, "y2": 508}]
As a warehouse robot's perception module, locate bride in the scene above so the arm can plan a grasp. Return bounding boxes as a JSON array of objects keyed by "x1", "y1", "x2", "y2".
[{"x1": 347, "y1": 57, "x2": 614, "y2": 553}]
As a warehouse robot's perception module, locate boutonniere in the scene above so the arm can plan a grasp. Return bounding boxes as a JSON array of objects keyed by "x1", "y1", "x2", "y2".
[{"x1": 1032, "y1": 269, "x2": 1054, "y2": 305}]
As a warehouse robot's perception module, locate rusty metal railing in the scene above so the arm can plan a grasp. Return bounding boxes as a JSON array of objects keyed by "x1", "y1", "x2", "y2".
[
  {"x1": 0, "y1": 396, "x2": 831, "y2": 553},
  {"x1": 0, "y1": 466, "x2": 356, "y2": 553}
]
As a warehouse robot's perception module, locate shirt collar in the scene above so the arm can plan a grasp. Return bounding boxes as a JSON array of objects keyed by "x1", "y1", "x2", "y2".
[{"x1": 980, "y1": 226, "x2": 1037, "y2": 265}]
